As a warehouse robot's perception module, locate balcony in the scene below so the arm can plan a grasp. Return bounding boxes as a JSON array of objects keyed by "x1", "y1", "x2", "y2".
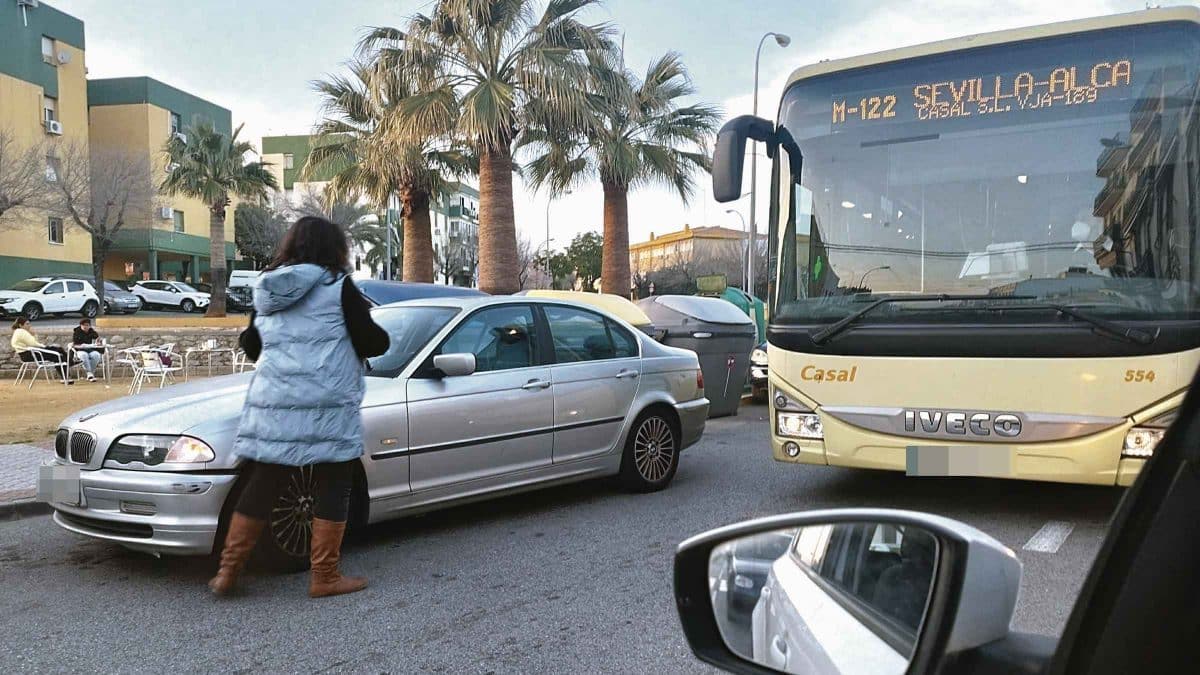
[
  {"x1": 1093, "y1": 174, "x2": 1128, "y2": 217},
  {"x1": 1096, "y1": 143, "x2": 1129, "y2": 177},
  {"x1": 109, "y1": 228, "x2": 236, "y2": 258}
]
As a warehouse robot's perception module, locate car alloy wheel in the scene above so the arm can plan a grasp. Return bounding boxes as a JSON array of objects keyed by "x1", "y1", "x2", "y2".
[
  {"x1": 634, "y1": 416, "x2": 676, "y2": 482},
  {"x1": 82, "y1": 301, "x2": 98, "y2": 318},
  {"x1": 22, "y1": 303, "x2": 42, "y2": 321},
  {"x1": 269, "y1": 465, "x2": 315, "y2": 561},
  {"x1": 181, "y1": 299, "x2": 195, "y2": 313}
]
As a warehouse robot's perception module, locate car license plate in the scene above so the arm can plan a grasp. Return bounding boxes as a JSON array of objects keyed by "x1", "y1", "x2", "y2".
[
  {"x1": 37, "y1": 464, "x2": 82, "y2": 506},
  {"x1": 906, "y1": 445, "x2": 1012, "y2": 478}
]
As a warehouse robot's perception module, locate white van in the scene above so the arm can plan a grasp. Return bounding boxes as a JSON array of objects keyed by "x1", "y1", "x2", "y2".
[{"x1": 227, "y1": 270, "x2": 261, "y2": 289}]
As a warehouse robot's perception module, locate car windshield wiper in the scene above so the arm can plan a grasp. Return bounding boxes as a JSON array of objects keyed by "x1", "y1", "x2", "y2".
[
  {"x1": 810, "y1": 294, "x2": 1037, "y2": 345},
  {"x1": 975, "y1": 302, "x2": 1159, "y2": 345}
]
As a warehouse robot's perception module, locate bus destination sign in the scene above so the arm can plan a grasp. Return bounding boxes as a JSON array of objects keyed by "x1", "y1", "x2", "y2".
[{"x1": 831, "y1": 59, "x2": 1133, "y2": 126}]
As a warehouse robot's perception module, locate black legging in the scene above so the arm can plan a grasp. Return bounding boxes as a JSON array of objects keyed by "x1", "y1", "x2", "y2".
[
  {"x1": 233, "y1": 459, "x2": 355, "y2": 522},
  {"x1": 19, "y1": 346, "x2": 70, "y2": 376}
]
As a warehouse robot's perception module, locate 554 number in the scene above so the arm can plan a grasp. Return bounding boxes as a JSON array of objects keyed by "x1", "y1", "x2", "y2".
[{"x1": 1125, "y1": 369, "x2": 1156, "y2": 383}]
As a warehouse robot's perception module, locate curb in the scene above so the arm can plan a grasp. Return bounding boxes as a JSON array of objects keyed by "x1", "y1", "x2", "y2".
[{"x1": 0, "y1": 499, "x2": 51, "y2": 521}]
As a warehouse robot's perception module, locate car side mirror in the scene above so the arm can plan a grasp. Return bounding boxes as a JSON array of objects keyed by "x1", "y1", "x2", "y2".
[
  {"x1": 653, "y1": 328, "x2": 669, "y2": 343},
  {"x1": 433, "y1": 352, "x2": 476, "y2": 377},
  {"x1": 674, "y1": 509, "x2": 1023, "y2": 675}
]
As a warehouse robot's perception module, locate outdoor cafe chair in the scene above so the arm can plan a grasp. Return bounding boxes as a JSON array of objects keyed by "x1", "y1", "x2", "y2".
[
  {"x1": 131, "y1": 350, "x2": 182, "y2": 394},
  {"x1": 13, "y1": 347, "x2": 70, "y2": 389}
]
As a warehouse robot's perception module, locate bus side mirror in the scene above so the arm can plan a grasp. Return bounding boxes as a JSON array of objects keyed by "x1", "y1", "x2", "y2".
[{"x1": 713, "y1": 115, "x2": 777, "y2": 203}]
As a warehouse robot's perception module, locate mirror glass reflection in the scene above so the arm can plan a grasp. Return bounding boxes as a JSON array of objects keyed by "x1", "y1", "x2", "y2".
[{"x1": 707, "y1": 521, "x2": 938, "y2": 674}]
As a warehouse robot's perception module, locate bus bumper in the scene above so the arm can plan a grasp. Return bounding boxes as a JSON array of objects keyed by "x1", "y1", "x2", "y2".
[{"x1": 772, "y1": 413, "x2": 1139, "y2": 487}]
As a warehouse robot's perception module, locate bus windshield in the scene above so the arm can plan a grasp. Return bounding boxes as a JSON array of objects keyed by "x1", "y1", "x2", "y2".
[{"x1": 772, "y1": 20, "x2": 1200, "y2": 325}]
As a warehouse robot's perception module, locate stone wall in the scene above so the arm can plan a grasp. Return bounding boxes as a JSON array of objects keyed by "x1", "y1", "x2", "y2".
[{"x1": 3, "y1": 327, "x2": 242, "y2": 376}]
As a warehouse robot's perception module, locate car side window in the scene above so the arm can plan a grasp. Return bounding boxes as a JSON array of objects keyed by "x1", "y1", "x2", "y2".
[
  {"x1": 441, "y1": 305, "x2": 538, "y2": 372},
  {"x1": 42, "y1": 282, "x2": 63, "y2": 294},
  {"x1": 608, "y1": 320, "x2": 639, "y2": 358},
  {"x1": 545, "y1": 305, "x2": 617, "y2": 363},
  {"x1": 65, "y1": 281, "x2": 84, "y2": 293}
]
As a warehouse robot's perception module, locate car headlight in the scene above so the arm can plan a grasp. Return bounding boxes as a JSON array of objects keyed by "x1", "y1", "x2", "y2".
[
  {"x1": 750, "y1": 348, "x2": 768, "y2": 366},
  {"x1": 0, "y1": 297, "x2": 13, "y2": 304},
  {"x1": 110, "y1": 434, "x2": 215, "y2": 465},
  {"x1": 777, "y1": 411, "x2": 823, "y2": 439},
  {"x1": 1123, "y1": 410, "x2": 1177, "y2": 459}
]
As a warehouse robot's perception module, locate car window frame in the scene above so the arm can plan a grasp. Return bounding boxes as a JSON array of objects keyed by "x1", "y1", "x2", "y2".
[
  {"x1": 42, "y1": 281, "x2": 64, "y2": 295},
  {"x1": 417, "y1": 301, "x2": 549, "y2": 377},
  {"x1": 541, "y1": 303, "x2": 627, "y2": 364},
  {"x1": 65, "y1": 281, "x2": 85, "y2": 293}
]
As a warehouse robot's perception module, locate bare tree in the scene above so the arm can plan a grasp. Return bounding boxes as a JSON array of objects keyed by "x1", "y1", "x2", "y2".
[
  {"x1": 437, "y1": 236, "x2": 478, "y2": 287},
  {"x1": 0, "y1": 129, "x2": 51, "y2": 226},
  {"x1": 48, "y1": 142, "x2": 157, "y2": 313},
  {"x1": 516, "y1": 235, "x2": 538, "y2": 290}
]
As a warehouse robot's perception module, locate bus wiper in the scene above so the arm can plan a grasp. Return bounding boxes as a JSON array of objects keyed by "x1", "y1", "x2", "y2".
[
  {"x1": 978, "y1": 302, "x2": 1159, "y2": 345},
  {"x1": 811, "y1": 294, "x2": 1033, "y2": 345}
]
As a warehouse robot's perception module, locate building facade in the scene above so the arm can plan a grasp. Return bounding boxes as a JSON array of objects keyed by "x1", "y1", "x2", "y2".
[
  {"x1": 88, "y1": 76, "x2": 236, "y2": 284},
  {"x1": 0, "y1": 1, "x2": 91, "y2": 289},
  {"x1": 629, "y1": 225, "x2": 753, "y2": 286}
]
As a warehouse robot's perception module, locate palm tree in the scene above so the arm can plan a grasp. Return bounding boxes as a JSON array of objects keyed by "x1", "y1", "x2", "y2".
[
  {"x1": 365, "y1": 0, "x2": 611, "y2": 294},
  {"x1": 162, "y1": 122, "x2": 278, "y2": 316},
  {"x1": 526, "y1": 50, "x2": 718, "y2": 296},
  {"x1": 307, "y1": 61, "x2": 470, "y2": 283}
]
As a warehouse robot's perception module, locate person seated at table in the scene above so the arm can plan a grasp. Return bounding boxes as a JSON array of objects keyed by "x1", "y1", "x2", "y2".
[
  {"x1": 10, "y1": 317, "x2": 73, "y2": 384},
  {"x1": 72, "y1": 318, "x2": 104, "y2": 382}
]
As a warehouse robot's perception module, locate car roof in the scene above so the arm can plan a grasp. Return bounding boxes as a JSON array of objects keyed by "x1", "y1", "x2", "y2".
[{"x1": 380, "y1": 294, "x2": 646, "y2": 317}]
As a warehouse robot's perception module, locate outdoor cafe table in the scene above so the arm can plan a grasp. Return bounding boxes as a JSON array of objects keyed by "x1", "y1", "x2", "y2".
[
  {"x1": 183, "y1": 345, "x2": 237, "y2": 381},
  {"x1": 68, "y1": 343, "x2": 110, "y2": 383}
]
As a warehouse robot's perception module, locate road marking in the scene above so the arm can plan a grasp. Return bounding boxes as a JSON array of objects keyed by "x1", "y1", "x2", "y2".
[{"x1": 1023, "y1": 520, "x2": 1075, "y2": 553}]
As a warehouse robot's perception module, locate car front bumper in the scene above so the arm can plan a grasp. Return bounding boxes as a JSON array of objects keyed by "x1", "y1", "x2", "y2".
[
  {"x1": 677, "y1": 397, "x2": 709, "y2": 450},
  {"x1": 750, "y1": 364, "x2": 768, "y2": 386},
  {"x1": 43, "y1": 461, "x2": 237, "y2": 556}
]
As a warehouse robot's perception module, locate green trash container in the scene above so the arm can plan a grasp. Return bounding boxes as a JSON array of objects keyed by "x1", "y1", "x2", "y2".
[{"x1": 720, "y1": 287, "x2": 766, "y2": 343}]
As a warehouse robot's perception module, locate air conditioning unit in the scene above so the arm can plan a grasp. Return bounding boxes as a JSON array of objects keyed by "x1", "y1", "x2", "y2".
[
  {"x1": 158, "y1": 207, "x2": 174, "y2": 219},
  {"x1": 45, "y1": 119, "x2": 63, "y2": 135},
  {"x1": 57, "y1": 51, "x2": 71, "y2": 65},
  {"x1": 173, "y1": 132, "x2": 187, "y2": 144}
]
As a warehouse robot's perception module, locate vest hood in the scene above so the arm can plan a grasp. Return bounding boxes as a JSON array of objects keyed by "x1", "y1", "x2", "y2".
[{"x1": 254, "y1": 263, "x2": 335, "y2": 315}]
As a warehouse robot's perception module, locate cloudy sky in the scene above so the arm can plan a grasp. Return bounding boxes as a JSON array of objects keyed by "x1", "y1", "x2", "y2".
[{"x1": 50, "y1": 0, "x2": 1163, "y2": 249}]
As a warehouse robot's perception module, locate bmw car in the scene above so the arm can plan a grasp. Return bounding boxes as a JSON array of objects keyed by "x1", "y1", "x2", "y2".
[{"x1": 38, "y1": 296, "x2": 710, "y2": 569}]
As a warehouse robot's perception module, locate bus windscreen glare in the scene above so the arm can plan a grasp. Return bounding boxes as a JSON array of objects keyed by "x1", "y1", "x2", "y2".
[{"x1": 772, "y1": 20, "x2": 1200, "y2": 356}]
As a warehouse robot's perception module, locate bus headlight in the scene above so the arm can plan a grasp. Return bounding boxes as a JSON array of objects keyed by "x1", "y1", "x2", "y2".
[
  {"x1": 1123, "y1": 427, "x2": 1164, "y2": 458},
  {"x1": 778, "y1": 412, "x2": 823, "y2": 439}
]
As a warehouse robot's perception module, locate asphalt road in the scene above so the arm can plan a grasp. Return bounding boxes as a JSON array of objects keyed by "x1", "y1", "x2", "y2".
[{"x1": 0, "y1": 404, "x2": 1121, "y2": 673}]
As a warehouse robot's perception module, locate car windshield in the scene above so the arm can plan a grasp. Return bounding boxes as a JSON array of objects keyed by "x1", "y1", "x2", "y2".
[
  {"x1": 103, "y1": 282, "x2": 125, "y2": 292},
  {"x1": 366, "y1": 306, "x2": 461, "y2": 377},
  {"x1": 9, "y1": 280, "x2": 48, "y2": 292},
  {"x1": 174, "y1": 282, "x2": 199, "y2": 293},
  {"x1": 773, "y1": 21, "x2": 1200, "y2": 324}
]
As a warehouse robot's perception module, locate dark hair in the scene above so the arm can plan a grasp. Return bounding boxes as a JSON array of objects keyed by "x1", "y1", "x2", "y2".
[
  {"x1": 80, "y1": 318, "x2": 91, "y2": 325},
  {"x1": 12, "y1": 317, "x2": 29, "y2": 331},
  {"x1": 266, "y1": 216, "x2": 350, "y2": 276}
]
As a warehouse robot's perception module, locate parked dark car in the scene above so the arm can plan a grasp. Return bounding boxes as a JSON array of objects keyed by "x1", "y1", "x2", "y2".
[
  {"x1": 355, "y1": 279, "x2": 486, "y2": 306},
  {"x1": 193, "y1": 282, "x2": 253, "y2": 312}
]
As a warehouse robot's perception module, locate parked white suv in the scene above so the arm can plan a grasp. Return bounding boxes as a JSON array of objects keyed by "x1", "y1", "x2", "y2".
[
  {"x1": 131, "y1": 280, "x2": 211, "y2": 313},
  {"x1": 0, "y1": 277, "x2": 100, "y2": 321}
]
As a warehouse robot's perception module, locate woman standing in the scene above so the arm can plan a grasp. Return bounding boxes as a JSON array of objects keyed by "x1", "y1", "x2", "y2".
[
  {"x1": 209, "y1": 216, "x2": 389, "y2": 598},
  {"x1": 10, "y1": 317, "x2": 73, "y2": 383}
]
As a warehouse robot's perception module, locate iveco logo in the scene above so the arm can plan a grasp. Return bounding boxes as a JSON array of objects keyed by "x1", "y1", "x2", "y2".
[{"x1": 903, "y1": 410, "x2": 1022, "y2": 437}]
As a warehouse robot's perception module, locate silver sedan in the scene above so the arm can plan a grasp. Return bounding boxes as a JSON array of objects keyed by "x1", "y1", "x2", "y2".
[{"x1": 39, "y1": 296, "x2": 709, "y2": 568}]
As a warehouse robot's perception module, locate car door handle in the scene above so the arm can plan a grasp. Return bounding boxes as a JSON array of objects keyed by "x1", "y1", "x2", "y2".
[
  {"x1": 615, "y1": 369, "x2": 639, "y2": 379},
  {"x1": 522, "y1": 379, "x2": 551, "y2": 390}
]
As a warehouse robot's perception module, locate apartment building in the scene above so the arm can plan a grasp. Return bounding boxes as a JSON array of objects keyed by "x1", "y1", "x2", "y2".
[
  {"x1": 88, "y1": 76, "x2": 236, "y2": 284},
  {"x1": 0, "y1": 0, "x2": 90, "y2": 288}
]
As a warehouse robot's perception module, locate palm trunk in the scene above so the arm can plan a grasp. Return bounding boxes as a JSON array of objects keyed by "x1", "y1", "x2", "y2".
[
  {"x1": 401, "y1": 188, "x2": 434, "y2": 283},
  {"x1": 207, "y1": 205, "x2": 227, "y2": 317},
  {"x1": 477, "y1": 147, "x2": 519, "y2": 294},
  {"x1": 601, "y1": 181, "x2": 631, "y2": 298}
]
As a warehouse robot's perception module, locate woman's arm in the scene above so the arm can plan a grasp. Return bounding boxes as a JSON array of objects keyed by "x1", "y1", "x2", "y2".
[{"x1": 341, "y1": 277, "x2": 390, "y2": 359}]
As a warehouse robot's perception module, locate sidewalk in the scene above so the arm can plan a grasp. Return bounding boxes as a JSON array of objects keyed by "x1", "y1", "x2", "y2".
[{"x1": 1, "y1": 443, "x2": 51, "y2": 516}]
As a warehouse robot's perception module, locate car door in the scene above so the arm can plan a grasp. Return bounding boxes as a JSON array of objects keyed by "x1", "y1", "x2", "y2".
[
  {"x1": 40, "y1": 281, "x2": 68, "y2": 313},
  {"x1": 64, "y1": 281, "x2": 87, "y2": 311},
  {"x1": 406, "y1": 303, "x2": 554, "y2": 492},
  {"x1": 543, "y1": 304, "x2": 641, "y2": 464},
  {"x1": 137, "y1": 282, "x2": 161, "y2": 305}
]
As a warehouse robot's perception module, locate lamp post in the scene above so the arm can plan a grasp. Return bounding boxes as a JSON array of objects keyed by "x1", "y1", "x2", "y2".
[
  {"x1": 545, "y1": 189, "x2": 572, "y2": 279},
  {"x1": 724, "y1": 208, "x2": 748, "y2": 290},
  {"x1": 538, "y1": 238, "x2": 556, "y2": 288},
  {"x1": 749, "y1": 31, "x2": 790, "y2": 300},
  {"x1": 858, "y1": 265, "x2": 891, "y2": 290}
]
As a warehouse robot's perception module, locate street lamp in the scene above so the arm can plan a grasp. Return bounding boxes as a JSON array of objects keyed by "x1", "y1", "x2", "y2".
[
  {"x1": 858, "y1": 265, "x2": 891, "y2": 290},
  {"x1": 724, "y1": 208, "x2": 748, "y2": 290},
  {"x1": 545, "y1": 189, "x2": 572, "y2": 278},
  {"x1": 749, "y1": 31, "x2": 790, "y2": 300}
]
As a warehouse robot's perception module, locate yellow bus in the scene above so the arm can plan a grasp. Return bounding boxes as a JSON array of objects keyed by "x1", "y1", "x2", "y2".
[{"x1": 712, "y1": 8, "x2": 1200, "y2": 485}]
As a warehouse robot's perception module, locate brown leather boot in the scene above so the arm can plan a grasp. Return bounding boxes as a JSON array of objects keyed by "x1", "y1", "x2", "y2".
[
  {"x1": 207, "y1": 512, "x2": 265, "y2": 596},
  {"x1": 308, "y1": 518, "x2": 367, "y2": 598}
]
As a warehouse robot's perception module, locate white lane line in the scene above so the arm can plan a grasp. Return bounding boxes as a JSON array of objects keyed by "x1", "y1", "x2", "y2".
[{"x1": 1023, "y1": 521, "x2": 1075, "y2": 553}]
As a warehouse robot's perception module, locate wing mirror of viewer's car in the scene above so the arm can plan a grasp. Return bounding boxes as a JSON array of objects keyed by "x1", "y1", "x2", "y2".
[
  {"x1": 674, "y1": 509, "x2": 1056, "y2": 675},
  {"x1": 432, "y1": 353, "x2": 476, "y2": 377}
]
